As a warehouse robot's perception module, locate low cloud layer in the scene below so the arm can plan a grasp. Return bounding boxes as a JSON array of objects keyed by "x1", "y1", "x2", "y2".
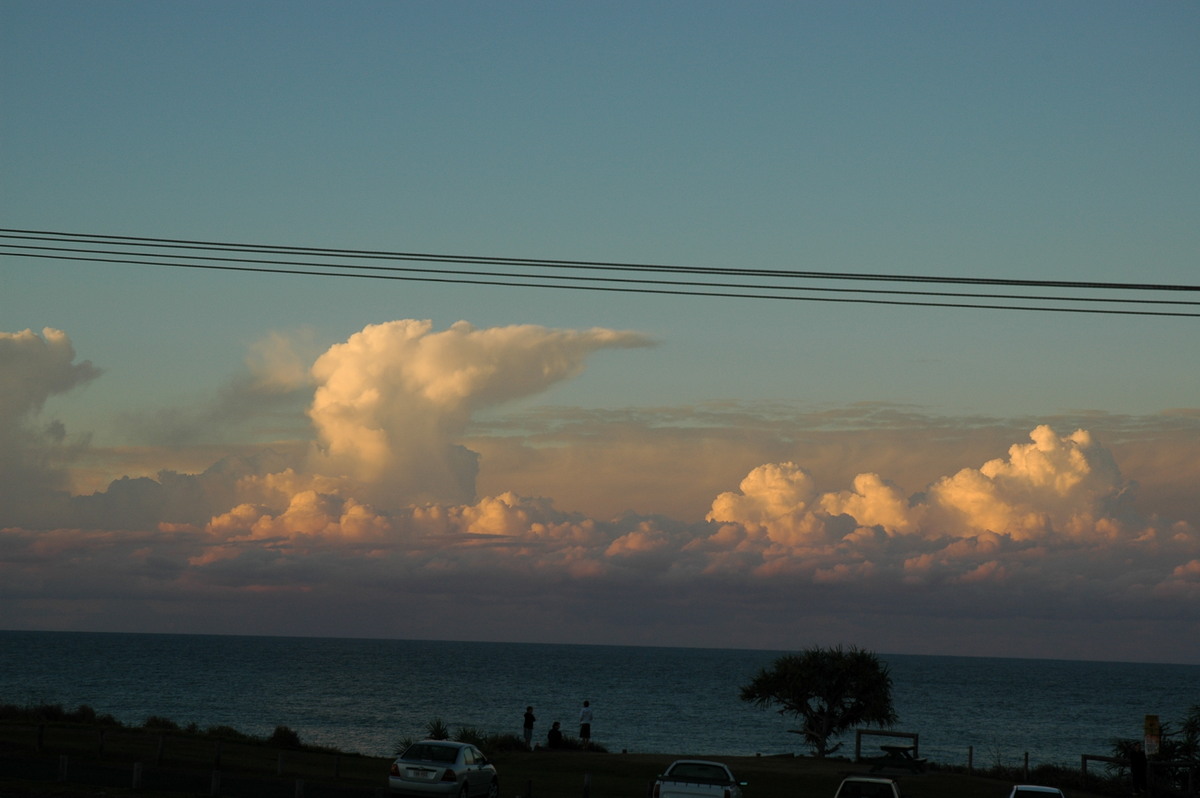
[{"x1": 2, "y1": 322, "x2": 1199, "y2": 662}]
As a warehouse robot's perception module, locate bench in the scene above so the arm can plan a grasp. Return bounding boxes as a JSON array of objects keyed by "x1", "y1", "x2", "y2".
[{"x1": 869, "y1": 744, "x2": 927, "y2": 774}]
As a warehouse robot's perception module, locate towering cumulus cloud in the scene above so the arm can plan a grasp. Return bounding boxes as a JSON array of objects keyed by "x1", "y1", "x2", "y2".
[
  {"x1": 3, "y1": 320, "x2": 1198, "y2": 657},
  {"x1": 0, "y1": 328, "x2": 99, "y2": 523},
  {"x1": 307, "y1": 320, "x2": 652, "y2": 507}
]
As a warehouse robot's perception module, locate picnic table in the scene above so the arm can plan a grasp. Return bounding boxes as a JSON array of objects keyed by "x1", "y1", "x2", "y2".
[{"x1": 869, "y1": 744, "x2": 927, "y2": 774}]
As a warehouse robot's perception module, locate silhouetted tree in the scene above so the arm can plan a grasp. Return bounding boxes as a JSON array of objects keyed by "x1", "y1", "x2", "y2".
[{"x1": 740, "y1": 645, "x2": 897, "y2": 758}]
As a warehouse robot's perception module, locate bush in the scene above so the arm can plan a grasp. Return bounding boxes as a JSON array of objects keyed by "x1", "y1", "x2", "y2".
[
  {"x1": 204, "y1": 724, "x2": 254, "y2": 742},
  {"x1": 144, "y1": 715, "x2": 181, "y2": 731},
  {"x1": 268, "y1": 725, "x2": 303, "y2": 749},
  {"x1": 477, "y1": 732, "x2": 529, "y2": 753},
  {"x1": 425, "y1": 718, "x2": 450, "y2": 740},
  {"x1": 455, "y1": 726, "x2": 486, "y2": 748}
]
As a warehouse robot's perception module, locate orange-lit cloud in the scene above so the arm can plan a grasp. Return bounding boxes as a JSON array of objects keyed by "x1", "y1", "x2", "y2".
[
  {"x1": 2, "y1": 322, "x2": 1200, "y2": 660},
  {"x1": 306, "y1": 319, "x2": 652, "y2": 507}
]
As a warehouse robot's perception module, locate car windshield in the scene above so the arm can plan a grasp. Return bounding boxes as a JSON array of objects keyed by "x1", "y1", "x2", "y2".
[
  {"x1": 402, "y1": 744, "x2": 459, "y2": 764},
  {"x1": 667, "y1": 763, "x2": 729, "y2": 782}
]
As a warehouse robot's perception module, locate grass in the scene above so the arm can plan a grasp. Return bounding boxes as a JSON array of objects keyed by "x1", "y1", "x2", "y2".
[{"x1": 0, "y1": 704, "x2": 1130, "y2": 798}]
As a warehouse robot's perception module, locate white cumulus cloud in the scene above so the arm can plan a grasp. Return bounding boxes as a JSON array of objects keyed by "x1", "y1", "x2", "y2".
[{"x1": 307, "y1": 320, "x2": 652, "y2": 507}]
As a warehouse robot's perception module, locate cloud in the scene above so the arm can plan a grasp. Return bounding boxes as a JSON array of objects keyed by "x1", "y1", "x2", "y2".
[
  {"x1": 925, "y1": 425, "x2": 1134, "y2": 541},
  {"x1": 306, "y1": 319, "x2": 652, "y2": 507},
  {"x1": 3, "y1": 321, "x2": 1200, "y2": 659},
  {"x1": 116, "y1": 328, "x2": 318, "y2": 447},
  {"x1": 0, "y1": 328, "x2": 100, "y2": 525}
]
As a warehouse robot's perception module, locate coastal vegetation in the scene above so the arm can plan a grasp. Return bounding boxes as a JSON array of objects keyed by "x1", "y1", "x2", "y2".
[
  {"x1": 739, "y1": 645, "x2": 898, "y2": 758},
  {"x1": 0, "y1": 702, "x2": 1164, "y2": 797},
  {"x1": 393, "y1": 716, "x2": 604, "y2": 756}
]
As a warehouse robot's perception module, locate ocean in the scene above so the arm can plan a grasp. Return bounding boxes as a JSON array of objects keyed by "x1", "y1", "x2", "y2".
[{"x1": 1, "y1": 631, "x2": 1195, "y2": 768}]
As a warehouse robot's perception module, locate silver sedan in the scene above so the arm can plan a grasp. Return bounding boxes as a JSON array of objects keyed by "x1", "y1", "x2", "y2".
[{"x1": 389, "y1": 740, "x2": 499, "y2": 798}]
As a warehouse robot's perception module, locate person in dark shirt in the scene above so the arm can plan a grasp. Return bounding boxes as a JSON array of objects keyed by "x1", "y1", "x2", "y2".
[
  {"x1": 547, "y1": 721, "x2": 563, "y2": 749},
  {"x1": 522, "y1": 706, "x2": 536, "y2": 748}
]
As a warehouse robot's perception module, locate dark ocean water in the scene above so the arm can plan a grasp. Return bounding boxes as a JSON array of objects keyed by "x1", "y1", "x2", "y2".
[{"x1": 1, "y1": 631, "x2": 1195, "y2": 767}]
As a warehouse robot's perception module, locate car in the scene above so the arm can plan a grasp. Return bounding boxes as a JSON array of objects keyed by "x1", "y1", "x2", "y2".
[
  {"x1": 833, "y1": 775, "x2": 903, "y2": 798},
  {"x1": 388, "y1": 740, "x2": 499, "y2": 798},
  {"x1": 1008, "y1": 787, "x2": 1065, "y2": 798},
  {"x1": 652, "y1": 759, "x2": 746, "y2": 798}
]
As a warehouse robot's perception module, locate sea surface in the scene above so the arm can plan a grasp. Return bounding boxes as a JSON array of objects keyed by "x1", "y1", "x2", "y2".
[{"x1": 1, "y1": 631, "x2": 1195, "y2": 768}]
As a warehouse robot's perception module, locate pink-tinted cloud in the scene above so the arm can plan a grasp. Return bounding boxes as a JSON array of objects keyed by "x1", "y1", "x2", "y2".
[{"x1": 2, "y1": 322, "x2": 1200, "y2": 661}]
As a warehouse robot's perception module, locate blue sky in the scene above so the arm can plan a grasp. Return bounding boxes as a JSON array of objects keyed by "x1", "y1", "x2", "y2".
[{"x1": 2, "y1": 2, "x2": 1199, "y2": 662}]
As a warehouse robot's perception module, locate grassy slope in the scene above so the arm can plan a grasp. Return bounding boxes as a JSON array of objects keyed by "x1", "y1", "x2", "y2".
[
  {"x1": 490, "y1": 750, "x2": 1113, "y2": 798},
  {"x1": 0, "y1": 721, "x2": 1119, "y2": 798}
]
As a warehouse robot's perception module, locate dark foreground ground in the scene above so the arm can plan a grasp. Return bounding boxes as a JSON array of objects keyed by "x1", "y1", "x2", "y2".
[{"x1": 1, "y1": 745, "x2": 1122, "y2": 798}]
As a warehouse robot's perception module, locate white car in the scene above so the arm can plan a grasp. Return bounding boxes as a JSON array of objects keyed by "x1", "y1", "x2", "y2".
[
  {"x1": 833, "y1": 775, "x2": 902, "y2": 798},
  {"x1": 388, "y1": 740, "x2": 499, "y2": 798},
  {"x1": 1008, "y1": 787, "x2": 1065, "y2": 798},
  {"x1": 652, "y1": 759, "x2": 746, "y2": 798}
]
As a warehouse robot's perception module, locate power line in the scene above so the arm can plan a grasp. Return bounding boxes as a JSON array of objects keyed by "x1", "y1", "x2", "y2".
[{"x1": 2, "y1": 228, "x2": 1198, "y2": 317}]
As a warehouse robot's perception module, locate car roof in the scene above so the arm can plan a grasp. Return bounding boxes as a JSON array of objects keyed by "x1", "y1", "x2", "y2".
[
  {"x1": 842, "y1": 776, "x2": 898, "y2": 783},
  {"x1": 396, "y1": 740, "x2": 472, "y2": 757},
  {"x1": 1012, "y1": 787, "x2": 1064, "y2": 795},
  {"x1": 668, "y1": 759, "x2": 728, "y2": 766}
]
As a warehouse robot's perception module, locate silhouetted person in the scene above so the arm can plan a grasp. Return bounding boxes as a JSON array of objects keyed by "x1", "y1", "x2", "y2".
[
  {"x1": 579, "y1": 700, "x2": 592, "y2": 744},
  {"x1": 547, "y1": 721, "x2": 563, "y2": 749},
  {"x1": 523, "y1": 705, "x2": 536, "y2": 747},
  {"x1": 1130, "y1": 741, "x2": 1147, "y2": 794}
]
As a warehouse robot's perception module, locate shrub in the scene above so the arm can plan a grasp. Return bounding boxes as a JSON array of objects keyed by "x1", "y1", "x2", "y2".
[
  {"x1": 478, "y1": 732, "x2": 528, "y2": 753},
  {"x1": 455, "y1": 726, "x2": 486, "y2": 748},
  {"x1": 143, "y1": 715, "x2": 181, "y2": 731},
  {"x1": 205, "y1": 725, "x2": 254, "y2": 742},
  {"x1": 425, "y1": 718, "x2": 450, "y2": 740},
  {"x1": 268, "y1": 725, "x2": 303, "y2": 749}
]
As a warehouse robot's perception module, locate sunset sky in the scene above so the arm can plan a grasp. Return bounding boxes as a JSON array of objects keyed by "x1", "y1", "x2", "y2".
[{"x1": 2, "y1": 1, "x2": 1199, "y2": 664}]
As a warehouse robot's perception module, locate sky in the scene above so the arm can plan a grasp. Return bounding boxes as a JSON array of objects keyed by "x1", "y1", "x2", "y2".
[{"x1": 2, "y1": 1, "x2": 1199, "y2": 664}]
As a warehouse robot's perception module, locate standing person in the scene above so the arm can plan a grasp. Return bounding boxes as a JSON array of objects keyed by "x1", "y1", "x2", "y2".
[
  {"x1": 1130, "y1": 741, "x2": 1147, "y2": 794},
  {"x1": 578, "y1": 700, "x2": 593, "y2": 745},
  {"x1": 523, "y1": 706, "x2": 536, "y2": 748}
]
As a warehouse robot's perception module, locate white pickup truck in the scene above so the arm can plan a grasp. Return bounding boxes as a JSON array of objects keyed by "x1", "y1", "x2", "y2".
[{"x1": 651, "y1": 759, "x2": 746, "y2": 798}]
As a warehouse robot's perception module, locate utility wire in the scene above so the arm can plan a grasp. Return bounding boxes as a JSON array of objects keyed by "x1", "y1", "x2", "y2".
[
  {"x1": 6, "y1": 241, "x2": 1200, "y2": 311},
  {"x1": 2, "y1": 228, "x2": 1198, "y2": 317}
]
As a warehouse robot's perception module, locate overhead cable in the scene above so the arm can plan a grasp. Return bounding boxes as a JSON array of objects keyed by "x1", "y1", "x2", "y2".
[{"x1": 2, "y1": 228, "x2": 1197, "y2": 317}]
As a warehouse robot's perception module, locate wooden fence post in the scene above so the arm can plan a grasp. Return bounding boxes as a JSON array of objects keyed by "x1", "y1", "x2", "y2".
[
  {"x1": 294, "y1": 778, "x2": 304, "y2": 798},
  {"x1": 967, "y1": 745, "x2": 974, "y2": 775},
  {"x1": 133, "y1": 762, "x2": 143, "y2": 789},
  {"x1": 582, "y1": 773, "x2": 590, "y2": 798},
  {"x1": 58, "y1": 755, "x2": 68, "y2": 782},
  {"x1": 1023, "y1": 751, "x2": 1029, "y2": 780},
  {"x1": 210, "y1": 770, "x2": 221, "y2": 796}
]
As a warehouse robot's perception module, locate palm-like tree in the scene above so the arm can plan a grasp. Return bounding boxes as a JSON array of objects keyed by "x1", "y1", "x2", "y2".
[{"x1": 740, "y1": 645, "x2": 898, "y2": 758}]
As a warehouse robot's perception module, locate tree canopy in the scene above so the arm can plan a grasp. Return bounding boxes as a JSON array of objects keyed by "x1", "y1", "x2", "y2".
[{"x1": 740, "y1": 645, "x2": 898, "y2": 758}]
